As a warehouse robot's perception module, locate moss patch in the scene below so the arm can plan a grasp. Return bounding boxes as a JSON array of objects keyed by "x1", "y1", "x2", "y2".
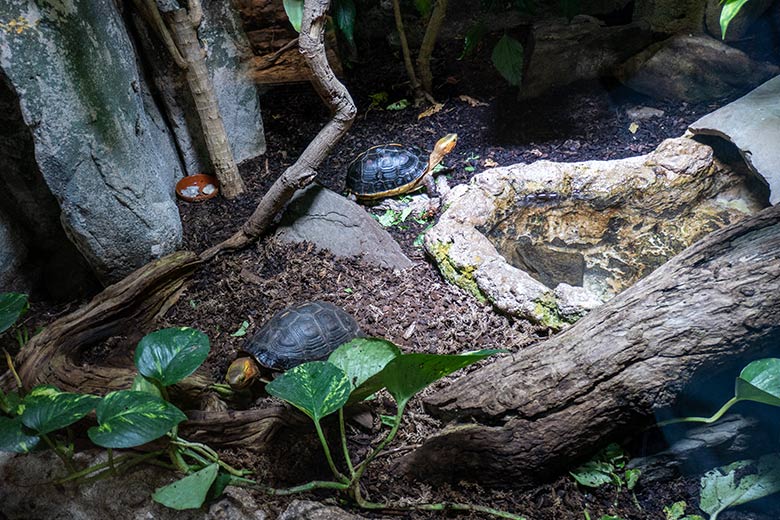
[
  {"x1": 532, "y1": 292, "x2": 578, "y2": 330},
  {"x1": 428, "y1": 241, "x2": 487, "y2": 303}
]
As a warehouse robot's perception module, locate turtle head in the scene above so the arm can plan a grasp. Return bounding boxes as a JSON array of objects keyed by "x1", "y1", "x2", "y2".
[
  {"x1": 435, "y1": 133, "x2": 458, "y2": 156},
  {"x1": 428, "y1": 134, "x2": 458, "y2": 172},
  {"x1": 226, "y1": 356, "x2": 260, "y2": 389}
]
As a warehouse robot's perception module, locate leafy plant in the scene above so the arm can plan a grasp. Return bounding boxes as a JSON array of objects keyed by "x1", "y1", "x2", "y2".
[
  {"x1": 492, "y1": 33, "x2": 524, "y2": 87},
  {"x1": 658, "y1": 358, "x2": 780, "y2": 428},
  {"x1": 0, "y1": 293, "x2": 28, "y2": 335},
  {"x1": 698, "y1": 453, "x2": 780, "y2": 520},
  {"x1": 664, "y1": 500, "x2": 704, "y2": 520},
  {"x1": 571, "y1": 443, "x2": 640, "y2": 492},
  {"x1": 719, "y1": 0, "x2": 751, "y2": 38},
  {"x1": 263, "y1": 337, "x2": 520, "y2": 518},
  {"x1": 283, "y1": 0, "x2": 356, "y2": 49},
  {"x1": 0, "y1": 317, "x2": 248, "y2": 510}
]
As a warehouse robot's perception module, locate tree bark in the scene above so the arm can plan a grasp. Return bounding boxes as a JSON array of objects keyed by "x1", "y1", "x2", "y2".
[
  {"x1": 0, "y1": 251, "x2": 201, "y2": 394},
  {"x1": 164, "y1": 2, "x2": 246, "y2": 199},
  {"x1": 400, "y1": 203, "x2": 780, "y2": 488},
  {"x1": 416, "y1": 0, "x2": 448, "y2": 94},
  {"x1": 202, "y1": 0, "x2": 356, "y2": 260}
]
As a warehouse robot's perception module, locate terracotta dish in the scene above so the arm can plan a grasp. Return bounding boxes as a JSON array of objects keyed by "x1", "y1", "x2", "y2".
[{"x1": 175, "y1": 174, "x2": 219, "y2": 202}]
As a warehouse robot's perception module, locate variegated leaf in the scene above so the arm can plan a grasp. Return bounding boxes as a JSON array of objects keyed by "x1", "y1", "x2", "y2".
[
  {"x1": 87, "y1": 390, "x2": 187, "y2": 448},
  {"x1": 266, "y1": 361, "x2": 351, "y2": 422}
]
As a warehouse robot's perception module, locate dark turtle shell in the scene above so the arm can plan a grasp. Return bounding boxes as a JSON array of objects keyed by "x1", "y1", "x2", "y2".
[
  {"x1": 346, "y1": 144, "x2": 428, "y2": 198},
  {"x1": 242, "y1": 301, "x2": 361, "y2": 371}
]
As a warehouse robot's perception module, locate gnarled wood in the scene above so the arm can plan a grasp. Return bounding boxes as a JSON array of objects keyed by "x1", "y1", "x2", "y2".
[
  {"x1": 202, "y1": 0, "x2": 356, "y2": 260},
  {"x1": 401, "y1": 203, "x2": 780, "y2": 488},
  {"x1": 0, "y1": 251, "x2": 202, "y2": 394}
]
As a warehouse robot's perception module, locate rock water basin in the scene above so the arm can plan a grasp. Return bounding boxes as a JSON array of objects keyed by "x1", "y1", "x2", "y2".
[{"x1": 425, "y1": 137, "x2": 768, "y2": 328}]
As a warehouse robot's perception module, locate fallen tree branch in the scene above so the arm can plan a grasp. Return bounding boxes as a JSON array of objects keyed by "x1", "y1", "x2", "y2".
[
  {"x1": 201, "y1": 0, "x2": 356, "y2": 260},
  {"x1": 400, "y1": 203, "x2": 780, "y2": 488}
]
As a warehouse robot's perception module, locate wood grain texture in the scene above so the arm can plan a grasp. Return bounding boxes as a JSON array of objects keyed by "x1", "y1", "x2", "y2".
[{"x1": 401, "y1": 203, "x2": 780, "y2": 488}]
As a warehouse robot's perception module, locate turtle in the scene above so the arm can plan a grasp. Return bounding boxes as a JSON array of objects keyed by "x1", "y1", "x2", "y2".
[
  {"x1": 225, "y1": 301, "x2": 362, "y2": 389},
  {"x1": 346, "y1": 133, "x2": 458, "y2": 201}
]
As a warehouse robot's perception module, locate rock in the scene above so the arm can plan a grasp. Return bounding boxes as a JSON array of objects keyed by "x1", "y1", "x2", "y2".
[
  {"x1": 276, "y1": 185, "x2": 413, "y2": 270},
  {"x1": 131, "y1": 0, "x2": 266, "y2": 175},
  {"x1": 0, "y1": 211, "x2": 29, "y2": 294},
  {"x1": 0, "y1": 450, "x2": 271, "y2": 519},
  {"x1": 628, "y1": 415, "x2": 769, "y2": 483},
  {"x1": 0, "y1": 1, "x2": 184, "y2": 283},
  {"x1": 278, "y1": 500, "x2": 366, "y2": 520},
  {"x1": 425, "y1": 137, "x2": 767, "y2": 328},
  {"x1": 626, "y1": 106, "x2": 665, "y2": 120},
  {"x1": 689, "y1": 75, "x2": 780, "y2": 205},
  {"x1": 522, "y1": 16, "x2": 653, "y2": 98},
  {"x1": 0, "y1": 51, "x2": 99, "y2": 297},
  {"x1": 618, "y1": 34, "x2": 780, "y2": 102},
  {"x1": 705, "y1": 0, "x2": 775, "y2": 40},
  {"x1": 633, "y1": 0, "x2": 707, "y2": 33}
]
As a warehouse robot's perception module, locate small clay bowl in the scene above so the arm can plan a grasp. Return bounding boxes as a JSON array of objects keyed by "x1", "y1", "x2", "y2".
[{"x1": 175, "y1": 174, "x2": 219, "y2": 202}]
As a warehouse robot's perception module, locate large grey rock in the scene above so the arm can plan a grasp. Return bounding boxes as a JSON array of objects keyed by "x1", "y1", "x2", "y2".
[
  {"x1": 133, "y1": 0, "x2": 266, "y2": 175},
  {"x1": 0, "y1": 450, "x2": 268, "y2": 519},
  {"x1": 0, "y1": 209, "x2": 29, "y2": 294},
  {"x1": 276, "y1": 185, "x2": 413, "y2": 270},
  {"x1": 689, "y1": 75, "x2": 780, "y2": 204},
  {"x1": 618, "y1": 34, "x2": 780, "y2": 102},
  {"x1": 426, "y1": 137, "x2": 767, "y2": 328},
  {"x1": 0, "y1": 1, "x2": 184, "y2": 283},
  {"x1": 628, "y1": 415, "x2": 769, "y2": 483},
  {"x1": 0, "y1": 61, "x2": 98, "y2": 297},
  {"x1": 633, "y1": 0, "x2": 707, "y2": 33},
  {"x1": 705, "y1": 0, "x2": 775, "y2": 41},
  {"x1": 278, "y1": 500, "x2": 366, "y2": 520},
  {"x1": 522, "y1": 16, "x2": 653, "y2": 98}
]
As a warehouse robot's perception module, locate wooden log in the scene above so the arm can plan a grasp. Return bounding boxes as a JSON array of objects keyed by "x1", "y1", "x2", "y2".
[
  {"x1": 400, "y1": 203, "x2": 780, "y2": 488},
  {"x1": 236, "y1": 0, "x2": 343, "y2": 85},
  {"x1": 0, "y1": 251, "x2": 201, "y2": 395}
]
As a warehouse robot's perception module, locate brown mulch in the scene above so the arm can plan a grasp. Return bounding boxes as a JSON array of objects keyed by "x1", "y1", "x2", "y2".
[
  {"x1": 9, "y1": 11, "x2": 777, "y2": 520},
  {"x1": 155, "y1": 13, "x2": 780, "y2": 519}
]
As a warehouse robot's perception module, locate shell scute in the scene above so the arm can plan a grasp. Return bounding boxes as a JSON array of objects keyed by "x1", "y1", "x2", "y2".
[
  {"x1": 346, "y1": 144, "x2": 427, "y2": 196},
  {"x1": 243, "y1": 301, "x2": 361, "y2": 371}
]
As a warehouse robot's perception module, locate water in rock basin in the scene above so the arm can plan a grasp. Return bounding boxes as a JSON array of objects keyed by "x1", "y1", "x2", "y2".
[{"x1": 480, "y1": 195, "x2": 689, "y2": 301}]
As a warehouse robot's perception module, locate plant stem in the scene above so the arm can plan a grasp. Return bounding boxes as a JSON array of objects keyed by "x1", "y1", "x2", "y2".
[
  {"x1": 338, "y1": 408, "x2": 355, "y2": 476},
  {"x1": 314, "y1": 419, "x2": 349, "y2": 484},
  {"x1": 356, "y1": 494, "x2": 526, "y2": 519},
  {"x1": 171, "y1": 436, "x2": 251, "y2": 476},
  {"x1": 354, "y1": 406, "x2": 405, "y2": 482},
  {"x1": 169, "y1": 444, "x2": 191, "y2": 473},
  {"x1": 416, "y1": 0, "x2": 448, "y2": 96},
  {"x1": 656, "y1": 396, "x2": 741, "y2": 427},
  {"x1": 390, "y1": 0, "x2": 425, "y2": 104},
  {"x1": 40, "y1": 433, "x2": 76, "y2": 473},
  {"x1": 3, "y1": 349, "x2": 24, "y2": 391},
  {"x1": 55, "y1": 451, "x2": 163, "y2": 484},
  {"x1": 266, "y1": 480, "x2": 350, "y2": 495}
]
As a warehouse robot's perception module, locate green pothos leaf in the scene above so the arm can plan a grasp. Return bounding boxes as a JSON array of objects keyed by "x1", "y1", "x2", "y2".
[
  {"x1": 283, "y1": 0, "x2": 304, "y2": 32},
  {"x1": 333, "y1": 0, "x2": 356, "y2": 46},
  {"x1": 21, "y1": 388, "x2": 100, "y2": 435},
  {"x1": 153, "y1": 463, "x2": 220, "y2": 510},
  {"x1": 0, "y1": 416, "x2": 39, "y2": 453},
  {"x1": 266, "y1": 361, "x2": 351, "y2": 422},
  {"x1": 699, "y1": 453, "x2": 780, "y2": 520},
  {"x1": 735, "y1": 358, "x2": 780, "y2": 407},
  {"x1": 87, "y1": 390, "x2": 187, "y2": 448},
  {"x1": 134, "y1": 327, "x2": 210, "y2": 387},
  {"x1": 719, "y1": 0, "x2": 750, "y2": 39},
  {"x1": 491, "y1": 34, "x2": 524, "y2": 87},
  {"x1": 0, "y1": 292, "x2": 28, "y2": 335}
]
